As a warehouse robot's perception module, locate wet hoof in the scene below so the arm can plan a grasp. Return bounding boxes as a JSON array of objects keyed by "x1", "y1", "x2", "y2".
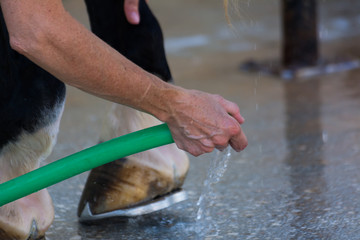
[
  {"x1": 78, "y1": 104, "x2": 190, "y2": 218},
  {"x1": 0, "y1": 189, "x2": 54, "y2": 240},
  {"x1": 78, "y1": 145, "x2": 189, "y2": 217}
]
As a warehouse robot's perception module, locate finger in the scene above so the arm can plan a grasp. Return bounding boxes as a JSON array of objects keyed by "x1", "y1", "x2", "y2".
[
  {"x1": 200, "y1": 138, "x2": 215, "y2": 148},
  {"x1": 212, "y1": 135, "x2": 229, "y2": 151},
  {"x1": 124, "y1": 0, "x2": 140, "y2": 24},
  {"x1": 181, "y1": 140, "x2": 214, "y2": 156},
  {"x1": 229, "y1": 127, "x2": 248, "y2": 152},
  {"x1": 223, "y1": 99, "x2": 245, "y2": 124},
  {"x1": 192, "y1": 140, "x2": 214, "y2": 156},
  {"x1": 187, "y1": 145, "x2": 206, "y2": 157},
  {"x1": 215, "y1": 144, "x2": 228, "y2": 151},
  {"x1": 232, "y1": 112, "x2": 245, "y2": 125}
]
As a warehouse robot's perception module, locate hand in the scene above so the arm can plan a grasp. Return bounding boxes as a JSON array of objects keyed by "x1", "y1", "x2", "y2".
[
  {"x1": 124, "y1": 0, "x2": 141, "y2": 24},
  {"x1": 165, "y1": 89, "x2": 248, "y2": 156}
]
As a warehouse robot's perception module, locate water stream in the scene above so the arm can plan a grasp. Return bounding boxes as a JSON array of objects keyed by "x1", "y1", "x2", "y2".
[
  {"x1": 150, "y1": 148, "x2": 233, "y2": 239},
  {"x1": 194, "y1": 148, "x2": 232, "y2": 239}
]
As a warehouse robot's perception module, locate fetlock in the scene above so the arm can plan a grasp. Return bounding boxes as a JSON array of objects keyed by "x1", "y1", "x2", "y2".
[{"x1": 0, "y1": 104, "x2": 63, "y2": 239}]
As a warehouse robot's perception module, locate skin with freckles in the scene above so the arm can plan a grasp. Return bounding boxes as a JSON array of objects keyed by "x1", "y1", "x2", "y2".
[
  {"x1": 0, "y1": 0, "x2": 247, "y2": 156},
  {"x1": 165, "y1": 90, "x2": 246, "y2": 156}
]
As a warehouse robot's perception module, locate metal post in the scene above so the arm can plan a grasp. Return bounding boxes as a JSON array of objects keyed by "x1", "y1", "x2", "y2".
[
  {"x1": 240, "y1": 0, "x2": 359, "y2": 79},
  {"x1": 282, "y1": 0, "x2": 318, "y2": 69}
]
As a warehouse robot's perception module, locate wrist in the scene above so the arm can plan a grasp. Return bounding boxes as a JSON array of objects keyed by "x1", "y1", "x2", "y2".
[{"x1": 141, "y1": 78, "x2": 186, "y2": 123}]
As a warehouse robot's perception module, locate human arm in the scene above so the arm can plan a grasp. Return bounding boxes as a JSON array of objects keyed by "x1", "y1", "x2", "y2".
[{"x1": 0, "y1": 0, "x2": 247, "y2": 156}]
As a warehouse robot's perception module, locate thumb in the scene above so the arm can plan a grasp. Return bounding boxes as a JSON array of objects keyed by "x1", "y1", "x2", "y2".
[
  {"x1": 124, "y1": 0, "x2": 140, "y2": 24},
  {"x1": 223, "y1": 99, "x2": 245, "y2": 124}
]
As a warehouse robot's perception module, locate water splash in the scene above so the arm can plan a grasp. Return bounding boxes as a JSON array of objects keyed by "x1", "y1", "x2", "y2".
[{"x1": 194, "y1": 148, "x2": 232, "y2": 238}]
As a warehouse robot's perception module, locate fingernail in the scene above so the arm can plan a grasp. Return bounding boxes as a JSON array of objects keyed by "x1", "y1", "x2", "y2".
[
  {"x1": 130, "y1": 12, "x2": 140, "y2": 24},
  {"x1": 202, "y1": 139, "x2": 213, "y2": 148}
]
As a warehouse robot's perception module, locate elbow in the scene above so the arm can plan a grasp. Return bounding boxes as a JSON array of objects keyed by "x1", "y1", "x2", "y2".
[
  {"x1": 1, "y1": 1, "x2": 63, "y2": 56},
  {"x1": 8, "y1": 28, "x2": 47, "y2": 57},
  {"x1": 9, "y1": 35, "x2": 27, "y2": 55}
]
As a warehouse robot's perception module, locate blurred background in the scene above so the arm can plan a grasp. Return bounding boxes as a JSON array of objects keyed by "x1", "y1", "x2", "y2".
[{"x1": 46, "y1": 1, "x2": 360, "y2": 239}]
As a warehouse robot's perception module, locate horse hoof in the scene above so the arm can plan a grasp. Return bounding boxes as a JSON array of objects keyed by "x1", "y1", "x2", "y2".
[
  {"x1": 77, "y1": 146, "x2": 189, "y2": 218},
  {"x1": 0, "y1": 189, "x2": 54, "y2": 240}
]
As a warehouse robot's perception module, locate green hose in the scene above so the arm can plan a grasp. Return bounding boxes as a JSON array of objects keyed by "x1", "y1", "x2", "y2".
[{"x1": 0, "y1": 123, "x2": 174, "y2": 206}]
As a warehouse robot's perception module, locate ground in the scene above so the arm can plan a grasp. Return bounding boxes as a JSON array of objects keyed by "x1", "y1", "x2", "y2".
[{"x1": 43, "y1": 1, "x2": 360, "y2": 239}]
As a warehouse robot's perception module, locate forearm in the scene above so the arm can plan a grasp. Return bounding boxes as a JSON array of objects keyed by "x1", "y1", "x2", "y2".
[
  {"x1": 1, "y1": 0, "x2": 248, "y2": 156},
  {"x1": 1, "y1": 0, "x2": 176, "y2": 121}
]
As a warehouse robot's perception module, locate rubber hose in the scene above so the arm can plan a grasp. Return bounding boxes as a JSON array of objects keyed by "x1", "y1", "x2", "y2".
[{"x1": 0, "y1": 124, "x2": 174, "y2": 206}]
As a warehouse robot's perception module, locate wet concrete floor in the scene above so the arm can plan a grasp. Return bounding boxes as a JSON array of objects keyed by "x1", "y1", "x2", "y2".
[{"x1": 44, "y1": 0, "x2": 360, "y2": 239}]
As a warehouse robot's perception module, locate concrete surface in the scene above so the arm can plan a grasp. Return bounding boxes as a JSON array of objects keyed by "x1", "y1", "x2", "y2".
[{"x1": 43, "y1": 0, "x2": 360, "y2": 239}]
